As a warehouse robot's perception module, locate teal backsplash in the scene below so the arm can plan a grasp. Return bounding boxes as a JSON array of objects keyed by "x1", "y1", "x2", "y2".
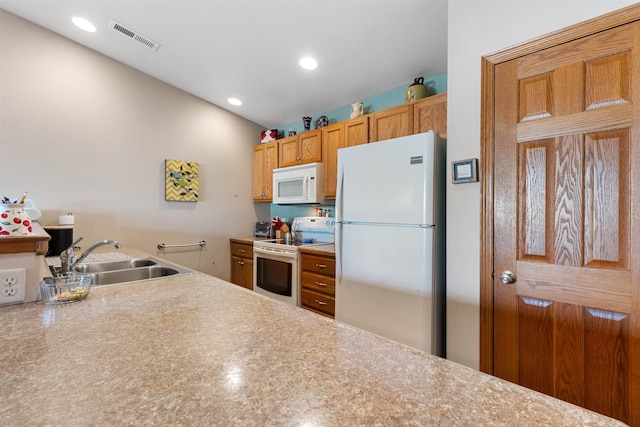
[
  {"x1": 267, "y1": 72, "x2": 447, "y2": 221},
  {"x1": 270, "y1": 203, "x2": 335, "y2": 224},
  {"x1": 278, "y1": 72, "x2": 447, "y2": 135}
]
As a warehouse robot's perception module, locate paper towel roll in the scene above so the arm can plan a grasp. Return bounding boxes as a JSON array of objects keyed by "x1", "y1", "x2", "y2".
[{"x1": 58, "y1": 213, "x2": 74, "y2": 226}]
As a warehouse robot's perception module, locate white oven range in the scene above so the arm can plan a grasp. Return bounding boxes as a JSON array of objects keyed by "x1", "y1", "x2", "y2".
[{"x1": 253, "y1": 217, "x2": 335, "y2": 306}]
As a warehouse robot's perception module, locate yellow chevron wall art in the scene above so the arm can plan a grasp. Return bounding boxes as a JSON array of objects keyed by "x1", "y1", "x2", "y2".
[{"x1": 165, "y1": 159, "x2": 199, "y2": 202}]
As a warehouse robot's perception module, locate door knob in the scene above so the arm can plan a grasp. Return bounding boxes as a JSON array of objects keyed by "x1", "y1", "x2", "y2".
[{"x1": 500, "y1": 270, "x2": 517, "y2": 284}]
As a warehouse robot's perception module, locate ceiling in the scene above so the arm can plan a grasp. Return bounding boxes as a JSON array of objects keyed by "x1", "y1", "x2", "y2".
[{"x1": 0, "y1": 0, "x2": 448, "y2": 129}]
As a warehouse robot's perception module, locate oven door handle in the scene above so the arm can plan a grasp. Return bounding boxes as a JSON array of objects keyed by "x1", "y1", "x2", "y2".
[{"x1": 254, "y1": 246, "x2": 298, "y2": 258}]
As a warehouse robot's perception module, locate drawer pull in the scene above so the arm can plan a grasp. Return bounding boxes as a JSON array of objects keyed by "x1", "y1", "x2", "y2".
[
  {"x1": 239, "y1": 249, "x2": 246, "y2": 253},
  {"x1": 237, "y1": 261, "x2": 244, "y2": 265},
  {"x1": 315, "y1": 281, "x2": 328, "y2": 287},
  {"x1": 315, "y1": 300, "x2": 328, "y2": 306},
  {"x1": 315, "y1": 263, "x2": 327, "y2": 269}
]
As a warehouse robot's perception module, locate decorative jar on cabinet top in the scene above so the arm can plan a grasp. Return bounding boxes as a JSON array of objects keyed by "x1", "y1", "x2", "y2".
[
  {"x1": 405, "y1": 77, "x2": 428, "y2": 102},
  {"x1": 350, "y1": 101, "x2": 363, "y2": 118}
]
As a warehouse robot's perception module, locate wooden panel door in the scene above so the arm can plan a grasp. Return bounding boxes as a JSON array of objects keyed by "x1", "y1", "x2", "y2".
[{"x1": 492, "y1": 21, "x2": 639, "y2": 425}]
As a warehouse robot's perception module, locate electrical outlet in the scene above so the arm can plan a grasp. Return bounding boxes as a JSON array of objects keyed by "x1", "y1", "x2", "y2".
[{"x1": 0, "y1": 268, "x2": 25, "y2": 305}]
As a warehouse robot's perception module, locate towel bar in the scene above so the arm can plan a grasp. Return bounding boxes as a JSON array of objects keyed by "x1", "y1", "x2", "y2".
[{"x1": 157, "y1": 240, "x2": 206, "y2": 250}]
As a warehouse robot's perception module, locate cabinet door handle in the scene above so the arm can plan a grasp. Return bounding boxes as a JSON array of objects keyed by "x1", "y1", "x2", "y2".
[
  {"x1": 315, "y1": 263, "x2": 327, "y2": 269},
  {"x1": 315, "y1": 281, "x2": 328, "y2": 287},
  {"x1": 315, "y1": 300, "x2": 327, "y2": 306},
  {"x1": 237, "y1": 261, "x2": 244, "y2": 265}
]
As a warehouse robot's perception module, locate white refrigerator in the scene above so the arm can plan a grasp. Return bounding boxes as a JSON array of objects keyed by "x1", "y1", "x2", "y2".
[{"x1": 335, "y1": 131, "x2": 446, "y2": 356}]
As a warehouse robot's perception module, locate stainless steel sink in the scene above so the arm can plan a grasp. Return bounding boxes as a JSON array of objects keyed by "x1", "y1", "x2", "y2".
[
  {"x1": 74, "y1": 258, "x2": 157, "y2": 273},
  {"x1": 87, "y1": 265, "x2": 187, "y2": 286},
  {"x1": 48, "y1": 256, "x2": 193, "y2": 286}
]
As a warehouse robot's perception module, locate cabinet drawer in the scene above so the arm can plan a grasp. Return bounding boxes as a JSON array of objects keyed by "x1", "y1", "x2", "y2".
[
  {"x1": 301, "y1": 254, "x2": 335, "y2": 275},
  {"x1": 230, "y1": 242, "x2": 253, "y2": 258},
  {"x1": 301, "y1": 271, "x2": 335, "y2": 295},
  {"x1": 301, "y1": 289, "x2": 335, "y2": 317}
]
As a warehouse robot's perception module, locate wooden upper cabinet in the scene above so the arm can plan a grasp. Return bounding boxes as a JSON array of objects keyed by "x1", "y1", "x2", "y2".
[
  {"x1": 345, "y1": 115, "x2": 369, "y2": 147},
  {"x1": 278, "y1": 129, "x2": 322, "y2": 167},
  {"x1": 253, "y1": 141, "x2": 278, "y2": 202},
  {"x1": 322, "y1": 116, "x2": 370, "y2": 199},
  {"x1": 299, "y1": 129, "x2": 322, "y2": 163},
  {"x1": 253, "y1": 94, "x2": 447, "y2": 203},
  {"x1": 277, "y1": 135, "x2": 299, "y2": 167},
  {"x1": 413, "y1": 93, "x2": 447, "y2": 138},
  {"x1": 321, "y1": 122, "x2": 344, "y2": 199},
  {"x1": 369, "y1": 104, "x2": 413, "y2": 142}
]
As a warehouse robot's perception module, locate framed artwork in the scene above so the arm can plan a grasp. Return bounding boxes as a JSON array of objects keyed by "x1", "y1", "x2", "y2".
[
  {"x1": 165, "y1": 159, "x2": 199, "y2": 202},
  {"x1": 452, "y1": 158, "x2": 478, "y2": 184}
]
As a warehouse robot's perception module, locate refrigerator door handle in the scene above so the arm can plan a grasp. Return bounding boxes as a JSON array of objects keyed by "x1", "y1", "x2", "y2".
[
  {"x1": 336, "y1": 222, "x2": 343, "y2": 281},
  {"x1": 336, "y1": 160, "x2": 344, "y2": 222},
  {"x1": 335, "y1": 159, "x2": 345, "y2": 281}
]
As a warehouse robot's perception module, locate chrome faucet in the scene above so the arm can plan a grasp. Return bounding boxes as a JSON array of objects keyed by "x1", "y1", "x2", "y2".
[{"x1": 59, "y1": 236, "x2": 121, "y2": 276}]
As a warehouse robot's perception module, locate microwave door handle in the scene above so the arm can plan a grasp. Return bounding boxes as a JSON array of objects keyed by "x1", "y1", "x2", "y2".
[{"x1": 303, "y1": 175, "x2": 309, "y2": 199}]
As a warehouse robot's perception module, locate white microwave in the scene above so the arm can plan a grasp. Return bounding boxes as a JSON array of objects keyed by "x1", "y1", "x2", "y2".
[{"x1": 272, "y1": 162, "x2": 324, "y2": 205}]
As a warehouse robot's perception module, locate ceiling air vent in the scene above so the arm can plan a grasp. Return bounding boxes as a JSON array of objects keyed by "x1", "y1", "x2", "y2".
[{"x1": 109, "y1": 19, "x2": 161, "y2": 51}]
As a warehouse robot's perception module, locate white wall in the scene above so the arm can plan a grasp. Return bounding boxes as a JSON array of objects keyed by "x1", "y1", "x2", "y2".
[
  {"x1": 446, "y1": 0, "x2": 638, "y2": 368},
  {"x1": 0, "y1": 9, "x2": 269, "y2": 279},
  {"x1": 5, "y1": 1, "x2": 638, "y2": 368}
]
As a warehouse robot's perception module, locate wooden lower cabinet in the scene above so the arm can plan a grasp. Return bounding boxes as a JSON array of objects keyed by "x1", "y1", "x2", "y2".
[
  {"x1": 300, "y1": 251, "x2": 336, "y2": 318},
  {"x1": 230, "y1": 241, "x2": 253, "y2": 290}
]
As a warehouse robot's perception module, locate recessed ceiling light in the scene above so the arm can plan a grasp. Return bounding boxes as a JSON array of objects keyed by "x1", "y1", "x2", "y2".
[
  {"x1": 228, "y1": 98, "x2": 242, "y2": 106},
  {"x1": 72, "y1": 16, "x2": 96, "y2": 33},
  {"x1": 299, "y1": 57, "x2": 318, "y2": 70}
]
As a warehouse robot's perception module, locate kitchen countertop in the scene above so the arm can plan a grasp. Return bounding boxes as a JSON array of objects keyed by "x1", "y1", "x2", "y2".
[
  {"x1": 299, "y1": 243, "x2": 335, "y2": 255},
  {"x1": 0, "y1": 221, "x2": 50, "y2": 255},
  {"x1": 231, "y1": 236, "x2": 335, "y2": 255},
  {"x1": 0, "y1": 249, "x2": 622, "y2": 426},
  {"x1": 229, "y1": 235, "x2": 273, "y2": 244}
]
